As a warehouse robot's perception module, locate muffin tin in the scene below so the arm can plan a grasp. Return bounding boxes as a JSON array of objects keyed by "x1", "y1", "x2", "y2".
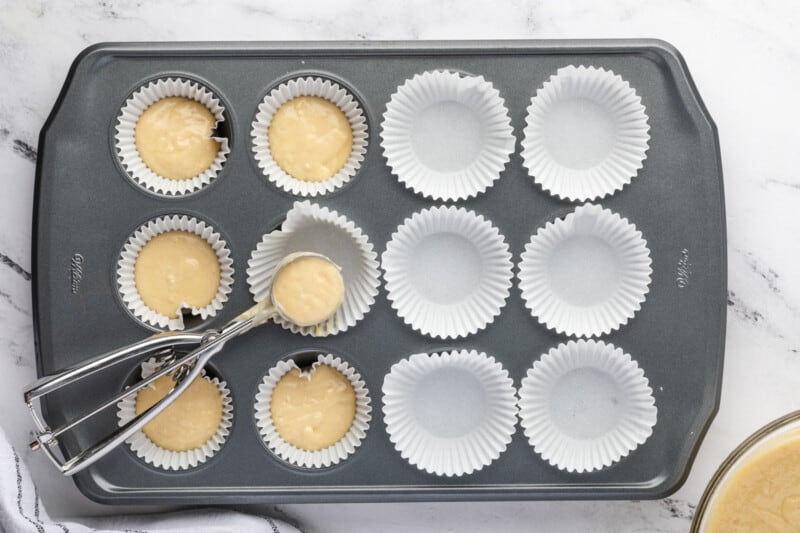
[{"x1": 32, "y1": 40, "x2": 726, "y2": 503}]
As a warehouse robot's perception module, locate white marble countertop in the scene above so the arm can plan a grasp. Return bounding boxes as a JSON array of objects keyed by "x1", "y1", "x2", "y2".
[{"x1": 1, "y1": 1, "x2": 799, "y2": 531}]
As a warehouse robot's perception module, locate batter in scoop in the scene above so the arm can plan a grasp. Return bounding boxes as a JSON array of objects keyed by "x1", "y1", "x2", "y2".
[{"x1": 271, "y1": 255, "x2": 344, "y2": 327}]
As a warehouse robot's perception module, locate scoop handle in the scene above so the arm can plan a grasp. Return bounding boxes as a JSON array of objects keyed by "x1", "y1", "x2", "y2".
[{"x1": 23, "y1": 330, "x2": 204, "y2": 403}]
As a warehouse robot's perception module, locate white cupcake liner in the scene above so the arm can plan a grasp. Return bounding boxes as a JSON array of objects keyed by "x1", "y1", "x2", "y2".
[
  {"x1": 521, "y1": 65, "x2": 650, "y2": 201},
  {"x1": 254, "y1": 353, "x2": 371, "y2": 468},
  {"x1": 381, "y1": 70, "x2": 515, "y2": 201},
  {"x1": 518, "y1": 339, "x2": 657, "y2": 473},
  {"x1": 382, "y1": 205, "x2": 513, "y2": 339},
  {"x1": 115, "y1": 77, "x2": 231, "y2": 196},
  {"x1": 251, "y1": 76, "x2": 368, "y2": 197},
  {"x1": 117, "y1": 357, "x2": 234, "y2": 471},
  {"x1": 382, "y1": 350, "x2": 518, "y2": 477},
  {"x1": 116, "y1": 215, "x2": 234, "y2": 330},
  {"x1": 518, "y1": 203, "x2": 652, "y2": 337},
  {"x1": 246, "y1": 201, "x2": 380, "y2": 336}
]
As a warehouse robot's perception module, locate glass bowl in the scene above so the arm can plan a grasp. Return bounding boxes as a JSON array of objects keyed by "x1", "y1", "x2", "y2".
[{"x1": 692, "y1": 410, "x2": 800, "y2": 532}]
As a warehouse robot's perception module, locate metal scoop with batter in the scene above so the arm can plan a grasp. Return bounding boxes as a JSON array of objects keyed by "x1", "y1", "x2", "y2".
[{"x1": 23, "y1": 252, "x2": 343, "y2": 476}]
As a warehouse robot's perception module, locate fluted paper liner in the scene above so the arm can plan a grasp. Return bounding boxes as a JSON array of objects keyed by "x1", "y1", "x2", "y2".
[
  {"x1": 382, "y1": 350, "x2": 518, "y2": 477},
  {"x1": 381, "y1": 70, "x2": 515, "y2": 201},
  {"x1": 518, "y1": 203, "x2": 652, "y2": 337},
  {"x1": 251, "y1": 76, "x2": 368, "y2": 197},
  {"x1": 254, "y1": 353, "x2": 371, "y2": 468},
  {"x1": 115, "y1": 77, "x2": 231, "y2": 196},
  {"x1": 117, "y1": 358, "x2": 234, "y2": 471},
  {"x1": 117, "y1": 215, "x2": 234, "y2": 330},
  {"x1": 382, "y1": 206, "x2": 513, "y2": 339},
  {"x1": 246, "y1": 201, "x2": 380, "y2": 336},
  {"x1": 521, "y1": 65, "x2": 650, "y2": 201},
  {"x1": 518, "y1": 340, "x2": 657, "y2": 473}
]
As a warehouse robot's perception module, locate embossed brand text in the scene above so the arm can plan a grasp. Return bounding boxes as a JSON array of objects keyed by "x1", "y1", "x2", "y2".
[
  {"x1": 676, "y1": 248, "x2": 691, "y2": 289},
  {"x1": 70, "y1": 253, "x2": 84, "y2": 294}
]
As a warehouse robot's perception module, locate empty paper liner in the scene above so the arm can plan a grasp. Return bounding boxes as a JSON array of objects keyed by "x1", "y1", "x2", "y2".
[
  {"x1": 518, "y1": 339, "x2": 657, "y2": 473},
  {"x1": 381, "y1": 70, "x2": 514, "y2": 201},
  {"x1": 382, "y1": 205, "x2": 513, "y2": 339},
  {"x1": 382, "y1": 350, "x2": 518, "y2": 477},
  {"x1": 521, "y1": 65, "x2": 650, "y2": 201},
  {"x1": 518, "y1": 203, "x2": 652, "y2": 337}
]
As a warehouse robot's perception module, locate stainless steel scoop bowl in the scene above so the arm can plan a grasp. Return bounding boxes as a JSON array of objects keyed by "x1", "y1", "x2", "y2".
[{"x1": 23, "y1": 252, "x2": 342, "y2": 475}]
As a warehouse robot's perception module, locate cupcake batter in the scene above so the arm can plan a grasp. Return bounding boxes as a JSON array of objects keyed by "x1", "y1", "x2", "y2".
[
  {"x1": 135, "y1": 97, "x2": 220, "y2": 180},
  {"x1": 705, "y1": 428, "x2": 800, "y2": 531},
  {"x1": 135, "y1": 374, "x2": 223, "y2": 452},
  {"x1": 268, "y1": 96, "x2": 353, "y2": 182},
  {"x1": 272, "y1": 255, "x2": 344, "y2": 327},
  {"x1": 270, "y1": 364, "x2": 356, "y2": 451},
  {"x1": 134, "y1": 231, "x2": 220, "y2": 318}
]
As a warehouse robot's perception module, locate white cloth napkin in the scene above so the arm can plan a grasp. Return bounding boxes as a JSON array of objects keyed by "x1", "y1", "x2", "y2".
[{"x1": 0, "y1": 425, "x2": 300, "y2": 533}]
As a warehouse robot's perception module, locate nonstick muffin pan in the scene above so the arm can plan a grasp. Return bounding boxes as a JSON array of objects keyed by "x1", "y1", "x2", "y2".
[{"x1": 32, "y1": 40, "x2": 725, "y2": 503}]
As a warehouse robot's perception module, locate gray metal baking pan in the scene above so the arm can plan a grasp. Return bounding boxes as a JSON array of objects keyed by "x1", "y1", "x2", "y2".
[{"x1": 32, "y1": 40, "x2": 726, "y2": 504}]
